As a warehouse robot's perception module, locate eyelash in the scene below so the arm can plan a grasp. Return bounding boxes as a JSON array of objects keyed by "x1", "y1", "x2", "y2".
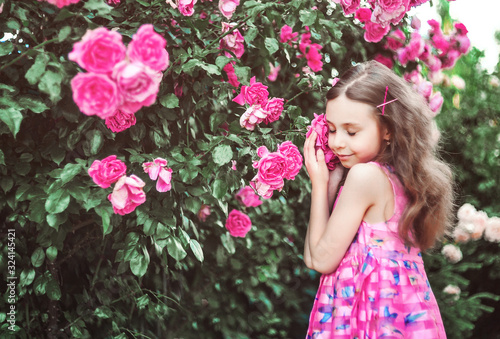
[{"x1": 329, "y1": 130, "x2": 357, "y2": 136}]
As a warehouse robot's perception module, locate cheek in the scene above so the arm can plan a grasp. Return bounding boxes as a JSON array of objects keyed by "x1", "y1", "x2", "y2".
[{"x1": 327, "y1": 134, "x2": 334, "y2": 149}]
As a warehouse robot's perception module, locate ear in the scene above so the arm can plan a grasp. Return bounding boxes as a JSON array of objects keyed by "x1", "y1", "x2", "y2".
[{"x1": 382, "y1": 127, "x2": 391, "y2": 142}]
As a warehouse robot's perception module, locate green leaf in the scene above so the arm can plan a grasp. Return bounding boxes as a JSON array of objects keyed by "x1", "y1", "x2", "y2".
[
  {"x1": 212, "y1": 144, "x2": 233, "y2": 166},
  {"x1": 0, "y1": 107, "x2": 23, "y2": 138},
  {"x1": 58, "y1": 26, "x2": 72, "y2": 42},
  {"x1": 84, "y1": 129, "x2": 104, "y2": 156},
  {"x1": 19, "y1": 269, "x2": 36, "y2": 287},
  {"x1": 0, "y1": 149, "x2": 4, "y2": 166},
  {"x1": 190, "y1": 240, "x2": 204, "y2": 262},
  {"x1": 45, "y1": 189, "x2": 71, "y2": 214},
  {"x1": 299, "y1": 9, "x2": 318, "y2": 26},
  {"x1": 264, "y1": 37, "x2": 279, "y2": 55},
  {"x1": 244, "y1": 27, "x2": 259, "y2": 45},
  {"x1": 0, "y1": 41, "x2": 14, "y2": 57},
  {"x1": 46, "y1": 278, "x2": 61, "y2": 300},
  {"x1": 160, "y1": 93, "x2": 179, "y2": 109},
  {"x1": 38, "y1": 70, "x2": 63, "y2": 102},
  {"x1": 130, "y1": 247, "x2": 150, "y2": 278},
  {"x1": 31, "y1": 247, "x2": 45, "y2": 268},
  {"x1": 46, "y1": 246, "x2": 58, "y2": 262},
  {"x1": 94, "y1": 306, "x2": 112, "y2": 319},
  {"x1": 215, "y1": 56, "x2": 231, "y2": 70},
  {"x1": 212, "y1": 179, "x2": 228, "y2": 199},
  {"x1": 18, "y1": 95, "x2": 49, "y2": 114},
  {"x1": 234, "y1": 66, "x2": 251, "y2": 85},
  {"x1": 166, "y1": 237, "x2": 187, "y2": 261},
  {"x1": 220, "y1": 233, "x2": 235, "y2": 254},
  {"x1": 187, "y1": 186, "x2": 205, "y2": 196},
  {"x1": 209, "y1": 113, "x2": 227, "y2": 132},
  {"x1": 84, "y1": 0, "x2": 113, "y2": 16},
  {"x1": 184, "y1": 197, "x2": 201, "y2": 214},
  {"x1": 1, "y1": 176, "x2": 14, "y2": 193},
  {"x1": 25, "y1": 53, "x2": 48, "y2": 85},
  {"x1": 60, "y1": 163, "x2": 83, "y2": 184}
]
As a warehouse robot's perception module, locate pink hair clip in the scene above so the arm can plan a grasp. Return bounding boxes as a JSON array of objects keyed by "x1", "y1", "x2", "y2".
[{"x1": 377, "y1": 86, "x2": 398, "y2": 115}]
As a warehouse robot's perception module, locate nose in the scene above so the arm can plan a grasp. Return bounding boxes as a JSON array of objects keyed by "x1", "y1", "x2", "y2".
[{"x1": 329, "y1": 132, "x2": 345, "y2": 151}]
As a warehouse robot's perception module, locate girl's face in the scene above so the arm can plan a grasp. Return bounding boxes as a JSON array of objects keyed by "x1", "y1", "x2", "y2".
[{"x1": 326, "y1": 94, "x2": 389, "y2": 168}]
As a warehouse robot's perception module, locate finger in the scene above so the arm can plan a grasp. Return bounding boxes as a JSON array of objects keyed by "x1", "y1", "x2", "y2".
[{"x1": 316, "y1": 148, "x2": 325, "y2": 164}]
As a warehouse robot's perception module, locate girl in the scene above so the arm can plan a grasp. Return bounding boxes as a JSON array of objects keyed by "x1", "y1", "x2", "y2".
[{"x1": 303, "y1": 61, "x2": 453, "y2": 338}]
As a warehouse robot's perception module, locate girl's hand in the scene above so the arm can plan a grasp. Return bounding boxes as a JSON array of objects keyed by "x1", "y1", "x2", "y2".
[
  {"x1": 303, "y1": 130, "x2": 329, "y2": 188},
  {"x1": 328, "y1": 165, "x2": 345, "y2": 210}
]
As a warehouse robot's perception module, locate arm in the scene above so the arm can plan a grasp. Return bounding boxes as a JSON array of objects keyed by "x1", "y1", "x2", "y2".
[{"x1": 303, "y1": 132, "x2": 380, "y2": 274}]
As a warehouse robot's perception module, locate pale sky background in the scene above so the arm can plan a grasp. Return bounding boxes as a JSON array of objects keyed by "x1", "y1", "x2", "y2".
[{"x1": 410, "y1": 0, "x2": 500, "y2": 73}]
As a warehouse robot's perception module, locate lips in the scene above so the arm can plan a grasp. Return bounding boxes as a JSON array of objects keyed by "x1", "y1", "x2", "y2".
[{"x1": 336, "y1": 154, "x2": 352, "y2": 161}]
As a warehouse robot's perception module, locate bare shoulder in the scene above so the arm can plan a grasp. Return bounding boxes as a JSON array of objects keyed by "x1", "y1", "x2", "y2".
[{"x1": 344, "y1": 163, "x2": 389, "y2": 201}]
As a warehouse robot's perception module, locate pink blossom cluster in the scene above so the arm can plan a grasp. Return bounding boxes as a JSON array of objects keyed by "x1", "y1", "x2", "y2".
[
  {"x1": 279, "y1": 25, "x2": 323, "y2": 72},
  {"x1": 349, "y1": 0, "x2": 432, "y2": 43},
  {"x1": 441, "y1": 244, "x2": 462, "y2": 264},
  {"x1": 41, "y1": 0, "x2": 80, "y2": 8},
  {"x1": 452, "y1": 203, "x2": 500, "y2": 243},
  {"x1": 233, "y1": 77, "x2": 285, "y2": 130},
  {"x1": 219, "y1": 22, "x2": 245, "y2": 87},
  {"x1": 219, "y1": 0, "x2": 240, "y2": 19},
  {"x1": 225, "y1": 209, "x2": 252, "y2": 237},
  {"x1": 443, "y1": 284, "x2": 461, "y2": 301},
  {"x1": 168, "y1": 0, "x2": 198, "y2": 16},
  {"x1": 250, "y1": 141, "x2": 303, "y2": 199},
  {"x1": 305, "y1": 113, "x2": 339, "y2": 170},
  {"x1": 143, "y1": 158, "x2": 173, "y2": 193},
  {"x1": 404, "y1": 68, "x2": 443, "y2": 115},
  {"x1": 69, "y1": 25, "x2": 169, "y2": 133},
  {"x1": 88, "y1": 155, "x2": 146, "y2": 215},
  {"x1": 235, "y1": 186, "x2": 262, "y2": 207}
]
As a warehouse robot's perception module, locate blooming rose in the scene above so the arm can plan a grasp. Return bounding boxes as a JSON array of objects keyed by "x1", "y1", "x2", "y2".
[
  {"x1": 470, "y1": 210, "x2": 488, "y2": 240},
  {"x1": 178, "y1": 0, "x2": 197, "y2": 16},
  {"x1": 484, "y1": 217, "x2": 500, "y2": 243},
  {"x1": 105, "y1": 110, "x2": 136, "y2": 133},
  {"x1": 371, "y1": 0, "x2": 409, "y2": 26},
  {"x1": 235, "y1": 186, "x2": 262, "y2": 207},
  {"x1": 240, "y1": 105, "x2": 268, "y2": 131},
  {"x1": 306, "y1": 113, "x2": 338, "y2": 170},
  {"x1": 250, "y1": 179, "x2": 274, "y2": 199},
  {"x1": 127, "y1": 24, "x2": 169, "y2": 72},
  {"x1": 219, "y1": 0, "x2": 240, "y2": 19},
  {"x1": 69, "y1": 27, "x2": 126, "y2": 74},
  {"x1": 268, "y1": 63, "x2": 281, "y2": 82},
  {"x1": 280, "y1": 25, "x2": 298, "y2": 44},
  {"x1": 306, "y1": 46, "x2": 323, "y2": 72},
  {"x1": 45, "y1": 0, "x2": 80, "y2": 8},
  {"x1": 364, "y1": 21, "x2": 391, "y2": 43},
  {"x1": 277, "y1": 141, "x2": 303, "y2": 180},
  {"x1": 252, "y1": 147, "x2": 287, "y2": 193},
  {"x1": 113, "y1": 61, "x2": 162, "y2": 110},
  {"x1": 452, "y1": 226, "x2": 470, "y2": 243},
  {"x1": 197, "y1": 204, "x2": 211, "y2": 222},
  {"x1": 71, "y1": 73, "x2": 120, "y2": 119},
  {"x1": 374, "y1": 54, "x2": 394, "y2": 69},
  {"x1": 143, "y1": 158, "x2": 173, "y2": 192},
  {"x1": 340, "y1": 0, "x2": 360, "y2": 15},
  {"x1": 233, "y1": 76, "x2": 269, "y2": 106},
  {"x1": 441, "y1": 244, "x2": 462, "y2": 263},
  {"x1": 263, "y1": 97, "x2": 284, "y2": 124},
  {"x1": 220, "y1": 23, "x2": 245, "y2": 58},
  {"x1": 223, "y1": 62, "x2": 240, "y2": 87},
  {"x1": 88, "y1": 155, "x2": 127, "y2": 188},
  {"x1": 225, "y1": 209, "x2": 252, "y2": 237},
  {"x1": 108, "y1": 175, "x2": 146, "y2": 215},
  {"x1": 428, "y1": 91, "x2": 443, "y2": 115},
  {"x1": 355, "y1": 8, "x2": 372, "y2": 22},
  {"x1": 385, "y1": 29, "x2": 406, "y2": 51}
]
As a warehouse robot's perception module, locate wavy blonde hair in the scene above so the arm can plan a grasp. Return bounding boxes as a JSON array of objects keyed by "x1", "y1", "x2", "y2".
[{"x1": 326, "y1": 60, "x2": 454, "y2": 251}]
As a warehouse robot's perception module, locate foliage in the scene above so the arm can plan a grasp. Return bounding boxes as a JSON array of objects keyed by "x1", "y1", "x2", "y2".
[{"x1": 0, "y1": 0, "x2": 498, "y2": 338}]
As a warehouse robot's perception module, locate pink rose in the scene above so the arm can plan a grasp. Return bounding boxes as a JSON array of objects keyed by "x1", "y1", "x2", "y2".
[
  {"x1": 88, "y1": 155, "x2": 127, "y2": 189},
  {"x1": 105, "y1": 109, "x2": 136, "y2": 133},
  {"x1": 454, "y1": 35, "x2": 470, "y2": 54},
  {"x1": 277, "y1": 141, "x2": 303, "y2": 180},
  {"x1": 355, "y1": 8, "x2": 372, "y2": 22},
  {"x1": 127, "y1": 24, "x2": 169, "y2": 72},
  {"x1": 268, "y1": 62, "x2": 281, "y2": 82},
  {"x1": 364, "y1": 21, "x2": 391, "y2": 43},
  {"x1": 252, "y1": 148, "x2": 287, "y2": 192},
  {"x1": 113, "y1": 61, "x2": 162, "y2": 109},
  {"x1": 306, "y1": 46, "x2": 323, "y2": 72},
  {"x1": 219, "y1": 0, "x2": 240, "y2": 19},
  {"x1": 45, "y1": 0, "x2": 80, "y2": 8},
  {"x1": 233, "y1": 76, "x2": 269, "y2": 106},
  {"x1": 440, "y1": 49, "x2": 460, "y2": 69},
  {"x1": 69, "y1": 27, "x2": 126, "y2": 74},
  {"x1": 371, "y1": 0, "x2": 409, "y2": 26},
  {"x1": 250, "y1": 180, "x2": 274, "y2": 199},
  {"x1": 306, "y1": 113, "x2": 338, "y2": 170},
  {"x1": 108, "y1": 0, "x2": 120, "y2": 4},
  {"x1": 416, "y1": 81, "x2": 433, "y2": 99},
  {"x1": 443, "y1": 285, "x2": 461, "y2": 300},
  {"x1": 225, "y1": 209, "x2": 252, "y2": 237},
  {"x1": 143, "y1": 158, "x2": 173, "y2": 192},
  {"x1": 299, "y1": 30, "x2": 312, "y2": 54},
  {"x1": 280, "y1": 25, "x2": 298, "y2": 43},
  {"x1": 385, "y1": 29, "x2": 405, "y2": 51},
  {"x1": 220, "y1": 23, "x2": 245, "y2": 58},
  {"x1": 452, "y1": 226, "x2": 470, "y2": 243},
  {"x1": 235, "y1": 186, "x2": 262, "y2": 207},
  {"x1": 178, "y1": 0, "x2": 197, "y2": 16},
  {"x1": 409, "y1": 0, "x2": 429, "y2": 7},
  {"x1": 454, "y1": 22, "x2": 468, "y2": 36},
  {"x1": 457, "y1": 203, "x2": 476, "y2": 222},
  {"x1": 411, "y1": 16, "x2": 421, "y2": 29},
  {"x1": 197, "y1": 204, "x2": 211, "y2": 222},
  {"x1": 441, "y1": 244, "x2": 462, "y2": 263},
  {"x1": 374, "y1": 54, "x2": 393, "y2": 69},
  {"x1": 340, "y1": 0, "x2": 360, "y2": 15},
  {"x1": 263, "y1": 97, "x2": 284, "y2": 124},
  {"x1": 484, "y1": 217, "x2": 500, "y2": 243},
  {"x1": 223, "y1": 62, "x2": 240, "y2": 87},
  {"x1": 428, "y1": 91, "x2": 443, "y2": 114},
  {"x1": 71, "y1": 73, "x2": 120, "y2": 119},
  {"x1": 108, "y1": 175, "x2": 146, "y2": 215},
  {"x1": 240, "y1": 105, "x2": 268, "y2": 131}
]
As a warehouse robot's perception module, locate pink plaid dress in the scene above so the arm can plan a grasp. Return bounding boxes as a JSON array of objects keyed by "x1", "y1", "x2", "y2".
[{"x1": 306, "y1": 162, "x2": 446, "y2": 338}]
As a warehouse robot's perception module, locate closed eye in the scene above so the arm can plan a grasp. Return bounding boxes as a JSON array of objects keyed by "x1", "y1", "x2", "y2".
[{"x1": 347, "y1": 132, "x2": 357, "y2": 136}]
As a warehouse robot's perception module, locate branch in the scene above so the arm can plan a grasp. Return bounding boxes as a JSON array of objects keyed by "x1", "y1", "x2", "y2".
[{"x1": 0, "y1": 38, "x2": 58, "y2": 72}]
